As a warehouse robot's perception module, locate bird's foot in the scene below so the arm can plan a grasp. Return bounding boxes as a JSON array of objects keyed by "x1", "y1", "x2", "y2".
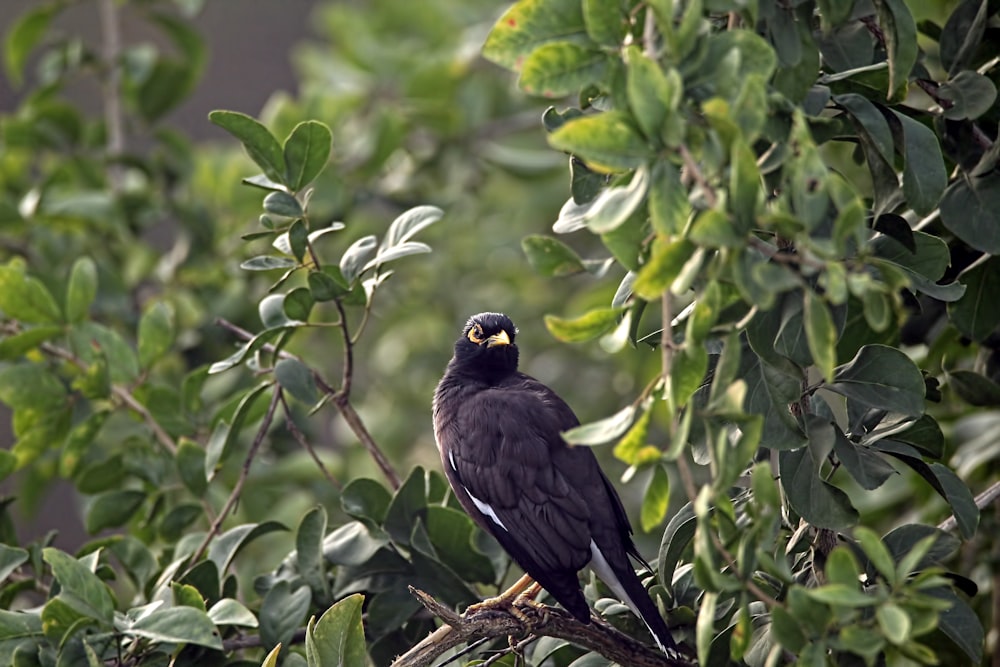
[
  {"x1": 465, "y1": 579, "x2": 547, "y2": 628},
  {"x1": 510, "y1": 593, "x2": 549, "y2": 629}
]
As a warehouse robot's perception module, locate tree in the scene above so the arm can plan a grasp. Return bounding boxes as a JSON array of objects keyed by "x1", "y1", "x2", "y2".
[{"x1": 0, "y1": 0, "x2": 997, "y2": 666}]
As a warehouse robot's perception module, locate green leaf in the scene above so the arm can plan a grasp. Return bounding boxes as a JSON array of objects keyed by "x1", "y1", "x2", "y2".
[
  {"x1": 854, "y1": 526, "x2": 897, "y2": 584},
  {"x1": 562, "y1": 404, "x2": 635, "y2": 446},
  {"x1": 632, "y1": 237, "x2": 696, "y2": 300},
  {"x1": 940, "y1": 70, "x2": 997, "y2": 120},
  {"x1": 520, "y1": 42, "x2": 608, "y2": 98},
  {"x1": 137, "y1": 302, "x2": 174, "y2": 368},
  {"x1": 4, "y1": 3, "x2": 59, "y2": 87},
  {"x1": 940, "y1": 172, "x2": 1000, "y2": 254},
  {"x1": 296, "y1": 506, "x2": 329, "y2": 600},
  {"x1": 875, "y1": 441, "x2": 979, "y2": 539},
  {"x1": 283, "y1": 121, "x2": 332, "y2": 191},
  {"x1": 779, "y1": 446, "x2": 859, "y2": 530},
  {"x1": 263, "y1": 191, "x2": 303, "y2": 218},
  {"x1": 648, "y1": 161, "x2": 689, "y2": 236},
  {"x1": 876, "y1": 603, "x2": 911, "y2": 645},
  {"x1": 240, "y1": 255, "x2": 298, "y2": 271},
  {"x1": 548, "y1": 111, "x2": 650, "y2": 171},
  {"x1": 640, "y1": 465, "x2": 670, "y2": 533},
  {"x1": 670, "y1": 345, "x2": 708, "y2": 410},
  {"x1": 0, "y1": 364, "x2": 66, "y2": 411},
  {"x1": 424, "y1": 506, "x2": 495, "y2": 583},
  {"x1": 205, "y1": 382, "x2": 273, "y2": 479},
  {"x1": 769, "y1": 605, "x2": 807, "y2": 653},
  {"x1": 129, "y1": 606, "x2": 222, "y2": 650},
  {"x1": 207, "y1": 521, "x2": 288, "y2": 575},
  {"x1": 173, "y1": 581, "x2": 207, "y2": 611},
  {"x1": 341, "y1": 478, "x2": 392, "y2": 524},
  {"x1": 208, "y1": 110, "x2": 286, "y2": 184},
  {"x1": 42, "y1": 548, "x2": 115, "y2": 625},
  {"x1": 824, "y1": 547, "x2": 861, "y2": 587},
  {"x1": 383, "y1": 467, "x2": 428, "y2": 546},
  {"x1": 261, "y1": 645, "x2": 282, "y2": 667},
  {"x1": 0, "y1": 325, "x2": 62, "y2": 360},
  {"x1": 689, "y1": 209, "x2": 743, "y2": 248},
  {"x1": 382, "y1": 205, "x2": 443, "y2": 249},
  {"x1": 625, "y1": 47, "x2": 680, "y2": 142},
  {"x1": 65, "y1": 257, "x2": 97, "y2": 324},
  {"x1": 544, "y1": 307, "x2": 622, "y2": 343},
  {"x1": 828, "y1": 345, "x2": 925, "y2": 417},
  {"x1": 696, "y1": 591, "x2": 718, "y2": 664},
  {"x1": 308, "y1": 271, "x2": 348, "y2": 302},
  {"x1": 931, "y1": 587, "x2": 984, "y2": 663},
  {"x1": 522, "y1": 235, "x2": 586, "y2": 276},
  {"x1": 946, "y1": 369, "x2": 1000, "y2": 407},
  {"x1": 873, "y1": 0, "x2": 917, "y2": 99},
  {"x1": 834, "y1": 438, "x2": 896, "y2": 490},
  {"x1": 805, "y1": 584, "x2": 878, "y2": 607},
  {"x1": 586, "y1": 165, "x2": 649, "y2": 233},
  {"x1": 804, "y1": 291, "x2": 837, "y2": 383},
  {"x1": 284, "y1": 287, "x2": 314, "y2": 322},
  {"x1": 339, "y1": 235, "x2": 378, "y2": 285},
  {"x1": 582, "y1": 0, "x2": 625, "y2": 46},
  {"x1": 306, "y1": 594, "x2": 366, "y2": 667},
  {"x1": 729, "y1": 138, "x2": 760, "y2": 231},
  {"x1": 363, "y1": 241, "x2": 431, "y2": 273},
  {"x1": 0, "y1": 545, "x2": 28, "y2": 583},
  {"x1": 70, "y1": 321, "x2": 139, "y2": 383},
  {"x1": 949, "y1": 256, "x2": 1000, "y2": 342},
  {"x1": 323, "y1": 521, "x2": 389, "y2": 566},
  {"x1": 0, "y1": 264, "x2": 62, "y2": 324},
  {"x1": 274, "y1": 358, "x2": 318, "y2": 405},
  {"x1": 85, "y1": 490, "x2": 146, "y2": 533},
  {"x1": 891, "y1": 111, "x2": 946, "y2": 216},
  {"x1": 939, "y1": 0, "x2": 989, "y2": 75},
  {"x1": 258, "y1": 580, "x2": 312, "y2": 646},
  {"x1": 208, "y1": 598, "x2": 258, "y2": 627},
  {"x1": 613, "y1": 402, "x2": 652, "y2": 465},
  {"x1": 482, "y1": 0, "x2": 586, "y2": 71}
]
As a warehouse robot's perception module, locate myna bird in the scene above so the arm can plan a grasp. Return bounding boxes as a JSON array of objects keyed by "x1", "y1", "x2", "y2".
[{"x1": 433, "y1": 312, "x2": 678, "y2": 656}]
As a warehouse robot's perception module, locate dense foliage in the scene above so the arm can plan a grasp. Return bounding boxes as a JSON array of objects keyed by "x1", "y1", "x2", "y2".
[{"x1": 0, "y1": 0, "x2": 997, "y2": 666}]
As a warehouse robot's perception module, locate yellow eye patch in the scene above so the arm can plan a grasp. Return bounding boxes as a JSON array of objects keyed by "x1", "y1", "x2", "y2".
[{"x1": 467, "y1": 323, "x2": 486, "y2": 344}]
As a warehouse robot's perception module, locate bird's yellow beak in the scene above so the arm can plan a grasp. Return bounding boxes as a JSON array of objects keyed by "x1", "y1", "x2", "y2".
[{"x1": 486, "y1": 330, "x2": 511, "y2": 347}]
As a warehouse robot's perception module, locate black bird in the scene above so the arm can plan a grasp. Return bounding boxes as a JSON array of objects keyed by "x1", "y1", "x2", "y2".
[{"x1": 433, "y1": 312, "x2": 678, "y2": 655}]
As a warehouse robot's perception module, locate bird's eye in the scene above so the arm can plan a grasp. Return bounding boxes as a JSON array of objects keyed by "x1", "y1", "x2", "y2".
[{"x1": 467, "y1": 323, "x2": 486, "y2": 344}]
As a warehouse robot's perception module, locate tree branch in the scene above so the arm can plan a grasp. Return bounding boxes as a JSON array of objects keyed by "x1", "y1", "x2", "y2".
[
  {"x1": 390, "y1": 588, "x2": 692, "y2": 667},
  {"x1": 187, "y1": 386, "x2": 281, "y2": 568},
  {"x1": 937, "y1": 479, "x2": 1000, "y2": 534}
]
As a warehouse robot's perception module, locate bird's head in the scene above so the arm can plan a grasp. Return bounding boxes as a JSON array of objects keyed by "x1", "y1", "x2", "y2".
[{"x1": 453, "y1": 312, "x2": 519, "y2": 377}]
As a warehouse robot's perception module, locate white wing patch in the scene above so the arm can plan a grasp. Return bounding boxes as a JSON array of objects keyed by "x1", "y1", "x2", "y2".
[{"x1": 465, "y1": 486, "x2": 508, "y2": 532}]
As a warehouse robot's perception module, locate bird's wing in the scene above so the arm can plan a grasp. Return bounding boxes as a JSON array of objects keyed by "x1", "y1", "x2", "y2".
[{"x1": 442, "y1": 383, "x2": 595, "y2": 617}]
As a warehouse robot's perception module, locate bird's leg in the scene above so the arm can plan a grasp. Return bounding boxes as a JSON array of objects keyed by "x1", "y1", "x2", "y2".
[
  {"x1": 466, "y1": 573, "x2": 535, "y2": 614},
  {"x1": 467, "y1": 574, "x2": 551, "y2": 629}
]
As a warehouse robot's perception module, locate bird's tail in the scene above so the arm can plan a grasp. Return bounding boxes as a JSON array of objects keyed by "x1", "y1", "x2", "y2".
[{"x1": 589, "y1": 541, "x2": 680, "y2": 657}]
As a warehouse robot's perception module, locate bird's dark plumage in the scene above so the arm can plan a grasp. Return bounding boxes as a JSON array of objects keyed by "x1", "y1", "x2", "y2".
[{"x1": 433, "y1": 312, "x2": 677, "y2": 655}]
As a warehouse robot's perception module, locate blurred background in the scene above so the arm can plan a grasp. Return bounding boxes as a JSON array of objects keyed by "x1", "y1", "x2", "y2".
[{"x1": 0, "y1": 0, "x2": 658, "y2": 556}]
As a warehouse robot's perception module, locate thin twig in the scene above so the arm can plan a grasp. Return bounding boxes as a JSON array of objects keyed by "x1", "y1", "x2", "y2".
[
  {"x1": 679, "y1": 144, "x2": 717, "y2": 208},
  {"x1": 279, "y1": 391, "x2": 341, "y2": 490},
  {"x1": 937, "y1": 479, "x2": 1000, "y2": 533},
  {"x1": 39, "y1": 342, "x2": 178, "y2": 455},
  {"x1": 111, "y1": 385, "x2": 178, "y2": 455},
  {"x1": 97, "y1": 0, "x2": 124, "y2": 191},
  {"x1": 187, "y1": 386, "x2": 281, "y2": 568}
]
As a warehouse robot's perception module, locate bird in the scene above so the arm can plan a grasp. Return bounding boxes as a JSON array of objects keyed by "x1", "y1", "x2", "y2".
[{"x1": 432, "y1": 312, "x2": 678, "y2": 656}]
